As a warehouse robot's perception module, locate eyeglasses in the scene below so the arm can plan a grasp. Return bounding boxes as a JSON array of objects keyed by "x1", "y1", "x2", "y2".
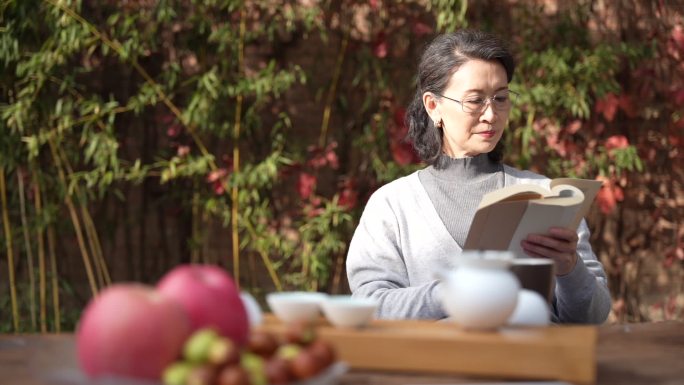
[{"x1": 434, "y1": 90, "x2": 518, "y2": 114}]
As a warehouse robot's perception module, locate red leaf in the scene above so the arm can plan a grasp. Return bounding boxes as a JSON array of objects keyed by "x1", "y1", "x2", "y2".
[
  {"x1": 212, "y1": 180, "x2": 225, "y2": 195},
  {"x1": 390, "y1": 141, "x2": 420, "y2": 165},
  {"x1": 157, "y1": 112, "x2": 174, "y2": 124},
  {"x1": 613, "y1": 184, "x2": 624, "y2": 201},
  {"x1": 393, "y1": 107, "x2": 406, "y2": 128},
  {"x1": 324, "y1": 143, "x2": 339, "y2": 170},
  {"x1": 671, "y1": 24, "x2": 684, "y2": 52},
  {"x1": 387, "y1": 106, "x2": 420, "y2": 165},
  {"x1": 618, "y1": 95, "x2": 637, "y2": 118},
  {"x1": 338, "y1": 179, "x2": 358, "y2": 210},
  {"x1": 297, "y1": 173, "x2": 317, "y2": 200},
  {"x1": 593, "y1": 122, "x2": 605, "y2": 135},
  {"x1": 595, "y1": 177, "x2": 623, "y2": 214},
  {"x1": 545, "y1": 132, "x2": 560, "y2": 154},
  {"x1": 595, "y1": 93, "x2": 619, "y2": 122},
  {"x1": 666, "y1": 296, "x2": 678, "y2": 319},
  {"x1": 605, "y1": 135, "x2": 629, "y2": 151},
  {"x1": 206, "y1": 168, "x2": 230, "y2": 196},
  {"x1": 411, "y1": 21, "x2": 433, "y2": 37},
  {"x1": 673, "y1": 88, "x2": 684, "y2": 106},
  {"x1": 676, "y1": 118, "x2": 684, "y2": 130},
  {"x1": 177, "y1": 145, "x2": 190, "y2": 157},
  {"x1": 532, "y1": 118, "x2": 551, "y2": 133},
  {"x1": 167, "y1": 124, "x2": 181, "y2": 137},
  {"x1": 565, "y1": 120, "x2": 582, "y2": 134},
  {"x1": 306, "y1": 141, "x2": 338, "y2": 170},
  {"x1": 571, "y1": 157, "x2": 587, "y2": 175},
  {"x1": 206, "y1": 168, "x2": 228, "y2": 183},
  {"x1": 596, "y1": 187, "x2": 616, "y2": 214},
  {"x1": 373, "y1": 33, "x2": 388, "y2": 58},
  {"x1": 306, "y1": 207, "x2": 325, "y2": 218}
]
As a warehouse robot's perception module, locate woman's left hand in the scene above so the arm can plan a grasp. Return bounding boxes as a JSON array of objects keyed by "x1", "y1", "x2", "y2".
[{"x1": 520, "y1": 227, "x2": 579, "y2": 276}]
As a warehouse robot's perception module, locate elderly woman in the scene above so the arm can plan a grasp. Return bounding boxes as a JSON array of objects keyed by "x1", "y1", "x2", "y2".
[{"x1": 346, "y1": 29, "x2": 611, "y2": 324}]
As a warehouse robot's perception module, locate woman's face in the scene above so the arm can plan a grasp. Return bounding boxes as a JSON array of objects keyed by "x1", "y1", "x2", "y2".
[{"x1": 423, "y1": 59, "x2": 511, "y2": 158}]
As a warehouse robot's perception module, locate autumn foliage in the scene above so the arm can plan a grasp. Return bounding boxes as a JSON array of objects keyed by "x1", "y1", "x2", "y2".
[{"x1": 0, "y1": 0, "x2": 682, "y2": 332}]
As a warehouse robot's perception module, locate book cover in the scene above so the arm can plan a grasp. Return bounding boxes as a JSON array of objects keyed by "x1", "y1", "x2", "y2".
[{"x1": 463, "y1": 178, "x2": 602, "y2": 257}]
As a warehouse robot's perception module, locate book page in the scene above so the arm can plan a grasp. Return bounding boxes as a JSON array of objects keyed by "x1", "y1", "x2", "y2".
[
  {"x1": 466, "y1": 178, "x2": 600, "y2": 257},
  {"x1": 507, "y1": 198, "x2": 584, "y2": 258},
  {"x1": 464, "y1": 200, "x2": 529, "y2": 250},
  {"x1": 545, "y1": 184, "x2": 583, "y2": 203},
  {"x1": 550, "y1": 178, "x2": 602, "y2": 229},
  {"x1": 477, "y1": 183, "x2": 549, "y2": 209}
]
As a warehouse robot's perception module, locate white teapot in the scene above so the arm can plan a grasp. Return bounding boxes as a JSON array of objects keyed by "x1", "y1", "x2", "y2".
[{"x1": 437, "y1": 251, "x2": 520, "y2": 330}]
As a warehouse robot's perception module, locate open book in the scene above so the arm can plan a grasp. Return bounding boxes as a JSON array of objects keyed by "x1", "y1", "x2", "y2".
[{"x1": 463, "y1": 178, "x2": 602, "y2": 257}]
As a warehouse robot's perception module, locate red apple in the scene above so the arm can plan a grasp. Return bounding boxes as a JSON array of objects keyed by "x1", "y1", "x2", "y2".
[
  {"x1": 76, "y1": 284, "x2": 191, "y2": 380},
  {"x1": 157, "y1": 264, "x2": 250, "y2": 346}
]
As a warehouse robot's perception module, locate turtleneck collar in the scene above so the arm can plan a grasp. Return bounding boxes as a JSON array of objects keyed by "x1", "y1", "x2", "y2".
[{"x1": 426, "y1": 153, "x2": 502, "y2": 181}]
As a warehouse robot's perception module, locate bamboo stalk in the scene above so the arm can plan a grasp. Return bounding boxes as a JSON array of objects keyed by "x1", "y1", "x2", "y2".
[
  {"x1": 17, "y1": 168, "x2": 37, "y2": 330},
  {"x1": 55, "y1": 143, "x2": 111, "y2": 288},
  {"x1": 82, "y1": 208, "x2": 111, "y2": 286},
  {"x1": 1, "y1": 168, "x2": 20, "y2": 332},
  {"x1": 318, "y1": 31, "x2": 349, "y2": 147},
  {"x1": 85, "y1": 211, "x2": 105, "y2": 289},
  {"x1": 47, "y1": 224, "x2": 61, "y2": 333},
  {"x1": 231, "y1": 102, "x2": 241, "y2": 285},
  {"x1": 242, "y1": 219, "x2": 282, "y2": 291},
  {"x1": 57, "y1": 140, "x2": 111, "y2": 287},
  {"x1": 202, "y1": 210, "x2": 211, "y2": 264},
  {"x1": 48, "y1": 138, "x2": 98, "y2": 298},
  {"x1": 65, "y1": 190, "x2": 99, "y2": 297},
  {"x1": 32, "y1": 169, "x2": 48, "y2": 333},
  {"x1": 301, "y1": 242, "x2": 311, "y2": 281},
  {"x1": 248, "y1": 247, "x2": 257, "y2": 292},
  {"x1": 231, "y1": 10, "x2": 246, "y2": 288},
  {"x1": 331, "y1": 251, "x2": 345, "y2": 294},
  {"x1": 80, "y1": 205, "x2": 104, "y2": 288},
  {"x1": 191, "y1": 190, "x2": 200, "y2": 264}
]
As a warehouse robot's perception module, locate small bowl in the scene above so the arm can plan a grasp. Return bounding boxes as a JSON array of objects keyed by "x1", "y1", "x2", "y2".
[
  {"x1": 266, "y1": 291, "x2": 328, "y2": 323},
  {"x1": 240, "y1": 291, "x2": 263, "y2": 327},
  {"x1": 321, "y1": 295, "x2": 378, "y2": 328},
  {"x1": 507, "y1": 289, "x2": 550, "y2": 327}
]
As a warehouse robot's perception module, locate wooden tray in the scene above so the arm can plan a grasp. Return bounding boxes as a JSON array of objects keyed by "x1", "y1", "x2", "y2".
[{"x1": 258, "y1": 316, "x2": 597, "y2": 384}]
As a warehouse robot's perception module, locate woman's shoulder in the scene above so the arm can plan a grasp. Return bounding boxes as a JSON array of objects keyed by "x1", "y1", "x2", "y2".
[
  {"x1": 362, "y1": 172, "x2": 424, "y2": 212},
  {"x1": 369, "y1": 172, "x2": 421, "y2": 199}
]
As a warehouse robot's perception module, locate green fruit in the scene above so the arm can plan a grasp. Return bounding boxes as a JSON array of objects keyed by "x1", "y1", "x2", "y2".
[
  {"x1": 184, "y1": 328, "x2": 220, "y2": 363},
  {"x1": 162, "y1": 361, "x2": 194, "y2": 385},
  {"x1": 240, "y1": 352, "x2": 267, "y2": 385},
  {"x1": 208, "y1": 337, "x2": 240, "y2": 366},
  {"x1": 275, "y1": 343, "x2": 302, "y2": 360}
]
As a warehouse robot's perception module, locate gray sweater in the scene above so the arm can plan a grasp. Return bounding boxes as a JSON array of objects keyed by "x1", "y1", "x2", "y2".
[
  {"x1": 418, "y1": 154, "x2": 504, "y2": 246},
  {"x1": 346, "y1": 163, "x2": 612, "y2": 324}
]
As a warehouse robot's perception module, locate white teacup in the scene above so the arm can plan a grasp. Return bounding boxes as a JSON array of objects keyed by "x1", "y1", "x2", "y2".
[{"x1": 266, "y1": 291, "x2": 328, "y2": 323}]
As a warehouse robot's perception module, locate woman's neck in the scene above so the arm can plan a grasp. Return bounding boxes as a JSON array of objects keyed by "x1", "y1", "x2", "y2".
[{"x1": 428, "y1": 153, "x2": 501, "y2": 181}]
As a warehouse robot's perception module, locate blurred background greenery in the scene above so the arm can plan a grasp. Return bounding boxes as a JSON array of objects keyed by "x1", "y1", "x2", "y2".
[{"x1": 1, "y1": 0, "x2": 682, "y2": 332}]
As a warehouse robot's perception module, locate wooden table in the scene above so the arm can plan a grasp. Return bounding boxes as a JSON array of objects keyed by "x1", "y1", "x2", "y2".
[{"x1": 1, "y1": 322, "x2": 682, "y2": 385}]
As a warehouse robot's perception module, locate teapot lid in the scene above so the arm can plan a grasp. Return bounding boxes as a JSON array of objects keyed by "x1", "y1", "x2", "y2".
[{"x1": 454, "y1": 250, "x2": 514, "y2": 269}]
